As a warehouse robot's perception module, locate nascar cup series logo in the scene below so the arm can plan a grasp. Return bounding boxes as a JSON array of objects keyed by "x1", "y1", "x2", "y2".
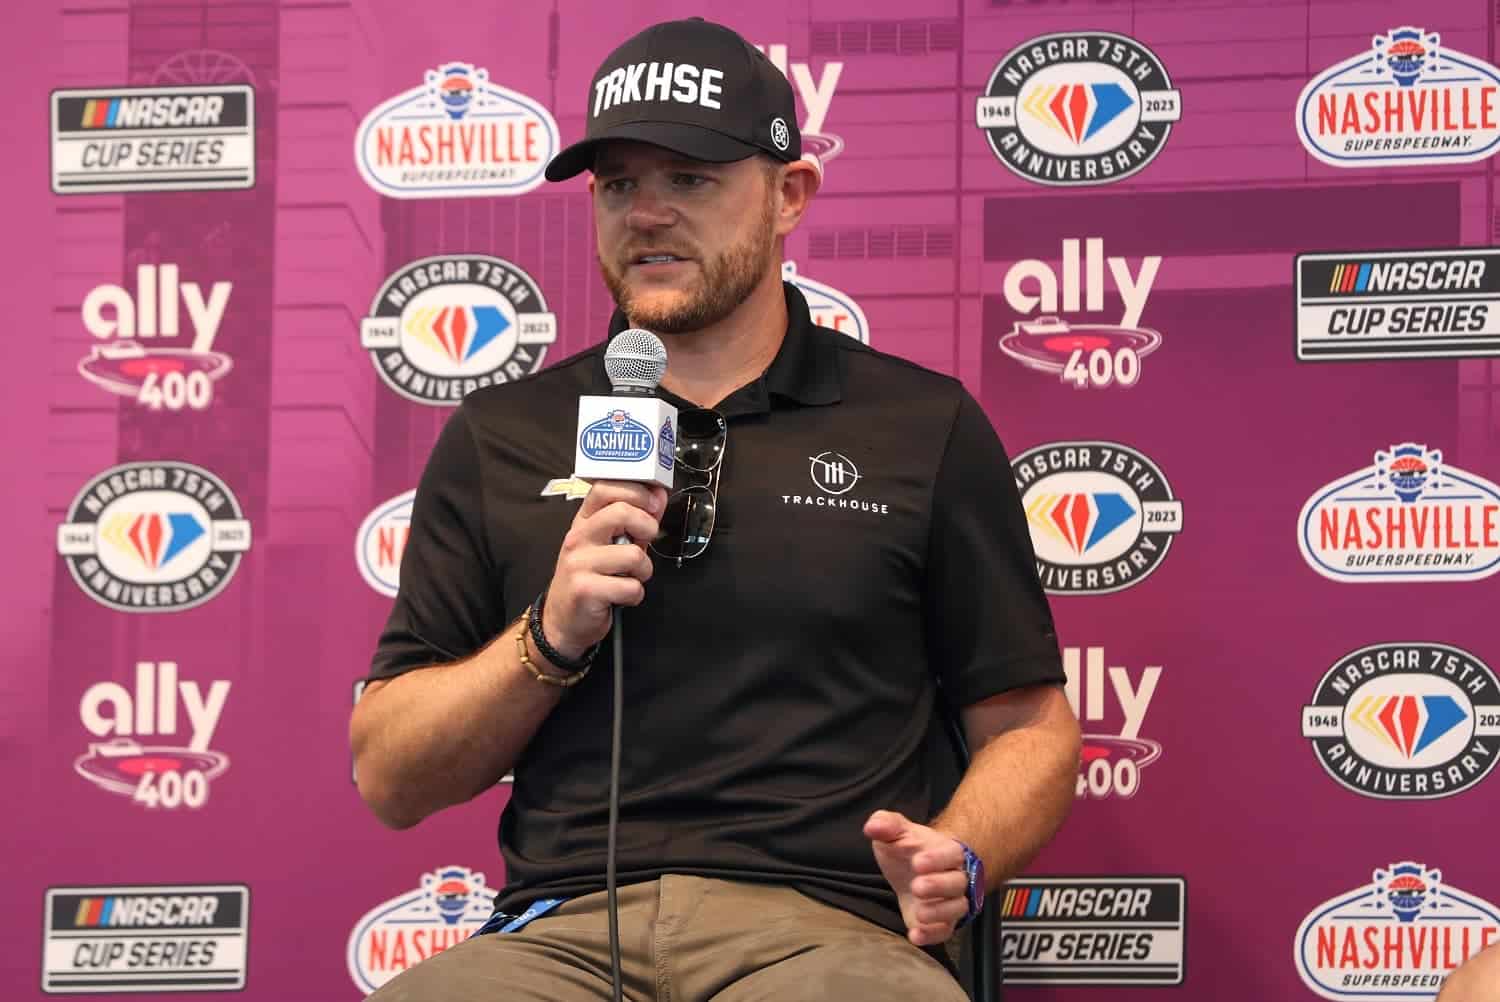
[
  {"x1": 998, "y1": 239, "x2": 1163, "y2": 389},
  {"x1": 347, "y1": 866, "x2": 496, "y2": 994},
  {"x1": 78, "y1": 264, "x2": 233, "y2": 411},
  {"x1": 356, "y1": 490, "x2": 415, "y2": 598},
  {"x1": 976, "y1": 33, "x2": 1180, "y2": 186},
  {"x1": 75, "y1": 662, "x2": 231, "y2": 810},
  {"x1": 1302, "y1": 643, "x2": 1499, "y2": 800},
  {"x1": 1297, "y1": 28, "x2": 1500, "y2": 168},
  {"x1": 356, "y1": 62, "x2": 559, "y2": 198},
  {"x1": 1012, "y1": 442, "x2": 1182, "y2": 594},
  {"x1": 43, "y1": 884, "x2": 250, "y2": 993},
  {"x1": 57, "y1": 462, "x2": 251, "y2": 613},
  {"x1": 1295, "y1": 862, "x2": 1500, "y2": 1000},
  {"x1": 1298, "y1": 443, "x2": 1500, "y2": 582},
  {"x1": 361, "y1": 255, "x2": 556, "y2": 406},
  {"x1": 1000, "y1": 877, "x2": 1186, "y2": 985},
  {"x1": 783, "y1": 261, "x2": 869, "y2": 344}
]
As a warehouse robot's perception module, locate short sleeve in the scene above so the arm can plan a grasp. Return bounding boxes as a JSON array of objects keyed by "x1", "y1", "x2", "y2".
[
  {"x1": 367, "y1": 404, "x2": 504, "y2": 681},
  {"x1": 924, "y1": 390, "x2": 1063, "y2": 706}
]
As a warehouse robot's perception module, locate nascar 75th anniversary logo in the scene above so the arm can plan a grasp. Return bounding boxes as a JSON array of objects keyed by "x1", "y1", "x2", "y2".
[
  {"x1": 976, "y1": 33, "x2": 1181, "y2": 186},
  {"x1": 56, "y1": 462, "x2": 252, "y2": 613},
  {"x1": 1296, "y1": 249, "x2": 1500, "y2": 360},
  {"x1": 1302, "y1": 643, "x2": 1500, "y2": 800},
  {"x1": 362, "y1": 255, "x2": 556, "y2": 406}
]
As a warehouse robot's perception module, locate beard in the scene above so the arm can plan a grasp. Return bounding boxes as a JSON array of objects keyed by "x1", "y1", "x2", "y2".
[{"x1": 599, "y1": 191, "x2": 777, "y2": 335}]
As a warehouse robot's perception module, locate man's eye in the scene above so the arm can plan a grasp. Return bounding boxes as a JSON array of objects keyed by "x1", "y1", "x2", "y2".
[
  {"x1": 672, "y1": 174, "x2": 708, "y2": 188},
  {"x1": 602, "y1": 178, "x2": 634, "y2": 194}
]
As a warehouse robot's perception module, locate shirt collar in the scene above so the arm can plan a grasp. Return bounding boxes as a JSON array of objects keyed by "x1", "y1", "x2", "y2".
[{"x1": 603, "y1": 281, "x2": 843, "y2": 416}]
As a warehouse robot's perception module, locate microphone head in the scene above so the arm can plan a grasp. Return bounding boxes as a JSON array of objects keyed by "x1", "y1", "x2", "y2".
[{"x1": 604, "y1": 329, "x2": 668, "y2": 393}]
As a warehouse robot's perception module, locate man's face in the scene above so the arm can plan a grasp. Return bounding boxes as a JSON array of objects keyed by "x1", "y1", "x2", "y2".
[{"x1": 592, "y1": 142, "x2": 778, "y2": 335}]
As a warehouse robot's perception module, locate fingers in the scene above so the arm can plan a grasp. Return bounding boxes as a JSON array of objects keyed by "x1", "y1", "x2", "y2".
[
  {"x1": 910, "y1": 871, "x2": 967, "y2": 900},
  {"x1": 578, "y1": 480, "x2": 666, "y2": 523},
  {"x1": 909, "y1": 921, "x2": 959, "y2": 947},
  {"x1": 911, "y1": 843, "x2": 964, "y2": 874},
  {"x1": 862, "y1": 809, "x2": 909, "y2": 843},
  {"x1": 912, "y1": 896, "x2": 968, "y2": 927}
]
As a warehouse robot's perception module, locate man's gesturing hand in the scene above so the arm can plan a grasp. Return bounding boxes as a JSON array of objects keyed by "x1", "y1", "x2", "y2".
[
  {"x1": 864, "y1": 810, "x2": 973, "y2": 947},
  {"x1": 542, "y1": 481, "x2": 667, "y2": 661}
]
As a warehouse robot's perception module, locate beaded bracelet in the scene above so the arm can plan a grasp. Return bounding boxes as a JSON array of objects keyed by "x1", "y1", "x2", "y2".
[
  {"x1": 516, "y1": 612, "x2": 590, "y2": 688},
  {"x1": 528, "y1": 589, "x2": 599, "y2": 672}
]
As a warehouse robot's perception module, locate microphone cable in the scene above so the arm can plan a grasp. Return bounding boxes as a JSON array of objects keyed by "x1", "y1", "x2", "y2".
[{"x1": 607, "y1": 610, "x2": 624, "y2": 1002}]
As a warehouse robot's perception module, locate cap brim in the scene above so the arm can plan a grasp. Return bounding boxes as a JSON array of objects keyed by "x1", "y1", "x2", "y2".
[{"x1": 545, "y1": 121, "x2": 761, "y2": 181}]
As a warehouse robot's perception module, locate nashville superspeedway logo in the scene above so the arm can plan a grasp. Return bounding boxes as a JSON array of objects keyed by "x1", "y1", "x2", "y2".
[
  {"x1": 1295, "y1": 861, "x2": 1500, "y2": 1000},
  {"x1": 56, "y1": 462, "x2": 252, "y2": 613},
  {"x1": 361, "y1": 255, "x2": 556, "y2": 406}
]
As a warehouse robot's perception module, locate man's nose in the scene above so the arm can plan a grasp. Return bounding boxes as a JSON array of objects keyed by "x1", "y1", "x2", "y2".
[{"x1": 625, "y1": 183, "x2": 676, "y2": 230}]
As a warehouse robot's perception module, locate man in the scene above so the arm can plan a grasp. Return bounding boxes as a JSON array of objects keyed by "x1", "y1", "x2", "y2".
[{"x1": 351, "y1": 17, "x2": 1079, "y2": 1001}]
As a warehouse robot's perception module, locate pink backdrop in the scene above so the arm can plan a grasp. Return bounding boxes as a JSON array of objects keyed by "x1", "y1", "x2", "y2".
[{"x1": 5, "y1": 1, "x2": 1500, "y2": 999}]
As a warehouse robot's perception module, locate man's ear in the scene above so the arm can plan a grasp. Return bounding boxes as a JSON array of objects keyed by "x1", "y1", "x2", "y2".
[{"x1": 775, "y1": 159, "x2": 821, "y2": 237}]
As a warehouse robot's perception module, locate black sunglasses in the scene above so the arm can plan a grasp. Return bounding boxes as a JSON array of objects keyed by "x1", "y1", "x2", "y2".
[{"x1": 650, "y1": 408, "x2": 726, "y2": 565}]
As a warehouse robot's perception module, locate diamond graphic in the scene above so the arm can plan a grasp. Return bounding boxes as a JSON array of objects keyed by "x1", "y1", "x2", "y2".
[
  {"x1": 1026, "y1": 492, "x2": 1135, "y2": 554},
  {"x1": 1348, "y1": 694, "x2": 1468, "y2": 760},
  {"x1": 1023, "y1": 82, "x2": 1133, "y2": 145},
  {"x1": 101, "y1": 511, "x2": 205, "y2": 569},
  {"x1": 406, "y1": 305, "x2": 510, "y2": 363}
]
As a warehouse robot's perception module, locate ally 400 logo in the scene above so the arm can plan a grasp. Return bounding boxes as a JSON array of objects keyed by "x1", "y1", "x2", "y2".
[
  {"x1": 75, "y1": 661, "x2": 231, "y2": 810},
  {"x1": 57, "y1": 462, "x2": 251, "y2": 613},
  {"x1": 77, "y1": 264, "x2": 233, "y2": 410}
]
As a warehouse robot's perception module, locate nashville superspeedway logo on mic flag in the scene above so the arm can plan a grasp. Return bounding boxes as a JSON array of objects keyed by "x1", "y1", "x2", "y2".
[{"x1": 42, "y1": 884, "x2": 249, "y2": 993}]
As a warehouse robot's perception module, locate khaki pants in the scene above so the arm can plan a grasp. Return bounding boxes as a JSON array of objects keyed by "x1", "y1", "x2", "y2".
[{"x1": 369, "y1": 875, "x2": 969, "y2": 1002}]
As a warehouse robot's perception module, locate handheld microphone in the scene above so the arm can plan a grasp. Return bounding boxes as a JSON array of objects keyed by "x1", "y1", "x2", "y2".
[
  {"x1": 575, "y1": 330, "x2": 676, "y2": 490},
  {"x1": 577, "y1": 329, "x2": 674, "y2": 1002}
]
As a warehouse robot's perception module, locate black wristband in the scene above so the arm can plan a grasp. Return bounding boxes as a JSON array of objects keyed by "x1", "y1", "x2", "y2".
[{"x1": 529, "y1": 589, "x2": 598, "y2": 672}]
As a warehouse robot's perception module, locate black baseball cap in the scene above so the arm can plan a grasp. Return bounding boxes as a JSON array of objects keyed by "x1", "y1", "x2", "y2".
[{"x1": 545, "y1": 17, "x2": 801, "y2": 181}]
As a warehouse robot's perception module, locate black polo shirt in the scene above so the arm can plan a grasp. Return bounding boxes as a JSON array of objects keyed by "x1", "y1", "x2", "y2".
[{"x1": 369, "y1": 282, "x2": 1063, "y2": 939}]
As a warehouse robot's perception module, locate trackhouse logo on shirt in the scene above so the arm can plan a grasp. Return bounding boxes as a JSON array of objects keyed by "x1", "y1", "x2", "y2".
[
  {"x1": 361, "y1": 255, "x2": 556, "y2": 406},
  {"x1": 782, "y1": 450, "x2": 888, "y2": 515}
]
